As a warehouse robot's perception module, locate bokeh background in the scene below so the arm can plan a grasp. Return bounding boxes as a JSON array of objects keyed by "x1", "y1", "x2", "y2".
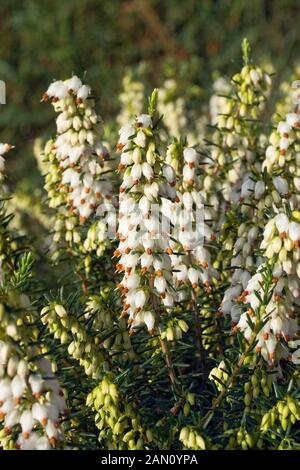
[{"x1": 0, "y1": 0, "x2": 299, "y2": 188}]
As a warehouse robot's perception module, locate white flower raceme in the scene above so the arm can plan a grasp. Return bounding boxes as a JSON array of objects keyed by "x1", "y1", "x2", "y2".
[
  {"x1": 43, "y1": 76, "x2": 114, "y2": 224},
  {"x1": 117, "y1": 74, "x2": 144, "y2": 127},
  {"x1": 263, "y1": 103, "x2": 300, "y2": 174},
  {"x1": 213, "y1": 64, "x2": 271, "y2": 325},
  {"x1": 165, "y1": 142, "x2": 218, "y2": 291},
  {"x1": 157, "y1": 78, "x2": 207, "y2": 146},
  {"x1": 236, "y1": 266, "x2": 298, "y2": 365},
  {"x1": 0, "y1": 321, "x2": 66, "y2": 449},
  {"x1": 158, "y1": 79, "x2": 187, "y2": 140},
  {"x1": 115, "y1": 110, "x2": 178, "y2": 334},
  {"x1": 208, "y1": 63, "x2": 271, "y2": 210},
  {"x1": 209, "y1": 77, "x2": 231, "y2": 125},
  {"x1": 234, "y1": 81, "x2": 300, "y2": 366},
  {"x1": 0, "y1": 151, "x2": 66, "y2": 449},
  {"x1": 0, "y1": 143, "x2": 13, "y2": 179}
]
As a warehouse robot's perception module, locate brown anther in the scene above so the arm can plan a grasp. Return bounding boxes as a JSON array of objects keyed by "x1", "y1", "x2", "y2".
[
  {"x1": 95, "y1": 192, "x2": 101, "y2": 199},
  {"x1": 49, "y1": 437, "x2": 57, "y2": 446},
  {"x1": 40, "y1": 92, "x2": 49, "y2": 102},
  {"x1": 188, "y1": 162, "x2": 195, "y2": 169},
  {"x1": 160, "y1": 293, "x2": 166, "y2": 299},
  {"x1": 125, "y1": 247, "x2": 131, "y2": 254},
  {"x1": 279, "y1": 232, "x2": 287, "y2": 240},
  {"x1": 117, "y1": 143, "x2": 124, "y2": 151},
  {"x1": 204, "y1": 285, "x2": 212, "y2": 294},
  {"x1": 80, "y1": 198, "x2": 86, "y2": 204},
  {"x1": 23, "y1": 432, "x2": 30, "y2": 440},
  {"x1": 263, "y1": 332, "x2": 269, "y2": 341},
  {"x1": 165, "y1": 248, "x2": 173, "y2": 255},
  {"x1": 155, "y1": 270, "x2": 163, "y2": 277},
  {"x1": 201, "y1": 261, "x2": 208, "y2": 269},
  {"x1": 85, "y1": 187, "x2": 90, "y2": 194},
  {"x1": 293, "y1": 240, "x2": 300, "y2": 248},
  {"x1": 192, "y1": 283, "x2": 198, "y2": 289},
  {"x1": 80, "y1": 216, "x2": 87, "y2": 224},
  {"x1": 216, "y1": 310, "x2": 223, "y2": 318},
  {"x1": 146, "y1": 248, "x2": 152, "y2": 255},
  {"x1": 280, "y1": 149, "x2": 286, "y2": 156}
]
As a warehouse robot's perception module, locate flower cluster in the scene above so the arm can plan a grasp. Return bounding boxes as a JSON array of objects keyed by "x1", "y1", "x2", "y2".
[
  {"x1": 165, "y1": 142, "x2": 217, "y2": 291},
  {"x1": 0, "y1": 143, "x2": 13, "y2": 181},
  {"x1": 0, "y1": 340, "x2": 66, "y2": 450},
  {"x1": 43, "y1": 76, "x2": 114, "y2": 223},
  {"x1": 158, "y1": 79, "x2": 187, "y2": 139},
  {"x1": 87, "y1": 374, "x2": 155, "y2": 450},
  {"x1": 234, "y1": 82, "x2": 300, "y2": 365},
  {"x1": 117, "y1": 74, "x2": 144, "y2": 127},
  {"x1": 41, "y1": 302, "x2": 107, "y2": 378},
  {"x1": 115, "y1": 107, "x2": 178, "y2": 334}
]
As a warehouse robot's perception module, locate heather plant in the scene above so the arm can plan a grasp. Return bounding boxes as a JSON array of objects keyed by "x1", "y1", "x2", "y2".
[{"x1": 1, "y1": 40, "x2": 300, "y2": 451}]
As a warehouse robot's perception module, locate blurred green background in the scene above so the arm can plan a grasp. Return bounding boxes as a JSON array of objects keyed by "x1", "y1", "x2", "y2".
[{"x1": 0, "y1": 0, "x2": 299, "y2": 186}]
